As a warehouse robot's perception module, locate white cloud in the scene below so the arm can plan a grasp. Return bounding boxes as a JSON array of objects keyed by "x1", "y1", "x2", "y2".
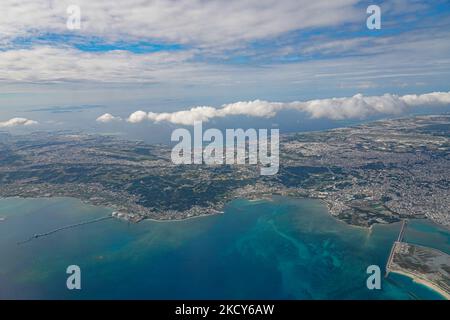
[
  {"x1": 0, "y1": 46, "x2": 194, "y2": 83},
  {"x1": 0, "y1": 117, "x2": 38, "y2": 127},
  {"x1": 293, "y1": 93, "x2": 409, "y2": 120},
  {"x1": 96, "y1": 113, "x2": 121, "y2": 123},
  {"x1": 128, "y1": 111, "x2": 150, "y2": 123},
  {"x1": 400, "y1": 91, "x2": 450, "y2": 107},
  {"x1": 0, "y1": 1, "x2": 449, "y2": 93},
  {"x1": 122, "y1": 91, "x2": 450, "y2": 125},
  {"x1": 127, "y1": 102, "x2": 284, "y2": 126},
  {"x1": 1, "y1": 34, "x2": 449, "y2": 89},
  {"x1": 0, "y1": 0, "x2": 360, "y2": 48}
]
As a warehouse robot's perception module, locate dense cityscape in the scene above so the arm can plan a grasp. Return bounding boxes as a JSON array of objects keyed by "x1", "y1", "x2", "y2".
[{"x1": 0, "y1": 114, "x2": 448, "y2": 228}]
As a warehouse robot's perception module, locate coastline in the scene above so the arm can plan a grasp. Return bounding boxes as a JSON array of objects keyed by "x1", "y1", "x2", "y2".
[
  {"x1": 319, "y1": 198, "x2": 374, "y2": 232},
  {"x1": 389, "y1": 269, "x2": 450, "y2": 300},
  {"x1": 142, "y1": 210, "x2": 224, "y2": 223},
  {"x1": 0, "y1": 195, "x2": 402, "y2": 231}
]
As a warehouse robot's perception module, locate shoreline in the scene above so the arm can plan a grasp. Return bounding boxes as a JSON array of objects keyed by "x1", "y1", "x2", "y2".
[
  {"x1": 390, "y1": 269, "x2": 450, "y2": 300},
  {"x1": 1, "y1": 195, "x2": 449, "y2": 234},
  {"x1": 142, "y1": 210, "x2": 224, "y2": 223},
  {"x1": 0, "y1": 195, "x2": 433, "y2": 231},
  {"x1": 319, "y1": 198, "x2": 375, "y2": 232}
]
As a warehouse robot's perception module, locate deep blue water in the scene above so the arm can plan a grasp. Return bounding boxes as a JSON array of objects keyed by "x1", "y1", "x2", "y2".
[{"x1": 0, "y1": 197, "x2": 447, "y2": 299}]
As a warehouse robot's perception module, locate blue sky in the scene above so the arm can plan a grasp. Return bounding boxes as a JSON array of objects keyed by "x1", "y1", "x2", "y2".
[{"x1": 0, "y1": 0, "x2": 449, "y2": 130}]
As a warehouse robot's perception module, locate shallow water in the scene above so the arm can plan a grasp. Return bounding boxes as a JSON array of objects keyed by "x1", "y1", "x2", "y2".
[{"x1": 0, "y1": 196, "x2": 447, "y2": 299}]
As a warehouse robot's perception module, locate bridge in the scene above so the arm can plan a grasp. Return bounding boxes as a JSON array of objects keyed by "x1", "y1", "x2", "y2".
[
  {"x1": 18, "y1": 215, "x2": 112, "y2": 245},
  {"x1": 385, "y1": 219, "x2": 408, "y2": 277}
]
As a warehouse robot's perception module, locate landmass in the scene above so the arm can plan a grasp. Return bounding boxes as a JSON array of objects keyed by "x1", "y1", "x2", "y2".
[
  {"x1": 0, "y1": 114, "x2": 448, "y2": 227},
  {"x1": 387, "y1": 242, "x2": 450, "y2": 299}
]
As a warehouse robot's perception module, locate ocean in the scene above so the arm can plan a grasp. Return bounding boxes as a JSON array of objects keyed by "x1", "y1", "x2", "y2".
[{"x1": 0, "y1": 196, "x2": 448, "y2": 299}]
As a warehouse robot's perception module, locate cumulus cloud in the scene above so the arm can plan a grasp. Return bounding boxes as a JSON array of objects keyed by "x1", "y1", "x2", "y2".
[
  {"x1": 122, "y1": 91, "x2": 450, "y2": 125},
  {"x1": 293, "y1": 93, "x2": 410, "y2": 120},
  {"x1": 128, "y1": 111, "x2": 150, "y2": 123},
  {"x1": 96, "y1": 113, "x2": 121, "y2": 123},
  {"x1": 400, "y1": 91, "x2": 450, "y2": 107},
  {"x1": 0, "y1": 117, "x2": 38, "y2": 127},
  {"x1": 127, "y1": 102, "x2": 284, "y2": 126}
]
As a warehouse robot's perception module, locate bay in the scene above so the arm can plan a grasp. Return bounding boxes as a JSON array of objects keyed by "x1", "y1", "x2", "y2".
[{"x1": 0, "y1": 196, "x2": 447, "y2": 299}]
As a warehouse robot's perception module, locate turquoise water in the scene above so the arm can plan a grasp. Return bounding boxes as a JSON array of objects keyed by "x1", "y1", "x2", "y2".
[{"x1": 0, "y1": 196, "x2": 447, "y2": 300}]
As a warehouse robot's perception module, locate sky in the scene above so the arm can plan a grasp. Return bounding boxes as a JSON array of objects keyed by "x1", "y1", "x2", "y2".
[{"x1": 0, "y1": 0, "x2": 450, "y2": 136}]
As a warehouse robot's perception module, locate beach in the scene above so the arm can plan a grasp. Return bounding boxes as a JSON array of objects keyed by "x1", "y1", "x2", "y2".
[{"x1": 390, "y1": 270, "x2": 450, "y2": 300}]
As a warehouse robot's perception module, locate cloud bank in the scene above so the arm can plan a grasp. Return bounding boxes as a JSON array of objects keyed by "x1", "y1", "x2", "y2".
[
  {"x1": 0, "y1": 0, "x2": 359, "y2": 48},
  {"x1": 109, "y1": 91, "x2": 450, "y2": 126},
  {"x1": 0, "y1": 117, "x2": 38, "y2": 127},
  {"x1": 1, "y1": 1, "x2": 449, "y2": 93},
  {"x1": 0, "y1": 46, "x2": 194, "y2": 83}
]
